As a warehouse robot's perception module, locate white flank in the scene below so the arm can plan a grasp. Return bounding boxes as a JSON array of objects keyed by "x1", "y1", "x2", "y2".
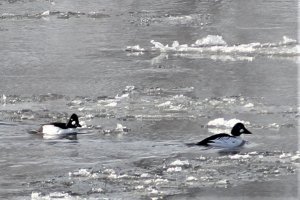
[
  {"x1": 42, "y1": 125, "x2": 76, "y2": 139},
  {"x1": 208, "y1": 136, "x2": 245, "y2": 148}
]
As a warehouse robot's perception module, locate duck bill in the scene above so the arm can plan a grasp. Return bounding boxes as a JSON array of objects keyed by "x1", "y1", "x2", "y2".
[{"x1": 244, "y1": 129, "x2": 252, "y2": 134}]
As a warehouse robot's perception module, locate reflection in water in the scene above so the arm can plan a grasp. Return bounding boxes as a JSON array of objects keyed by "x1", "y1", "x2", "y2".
[{"x1": 217, "y1": 148, "x2": 242, "y2": 156}]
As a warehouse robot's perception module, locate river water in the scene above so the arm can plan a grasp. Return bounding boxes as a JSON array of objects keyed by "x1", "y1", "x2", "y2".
[{"x1": 0, "y1": 0, "x2": 299, "y2": 199}]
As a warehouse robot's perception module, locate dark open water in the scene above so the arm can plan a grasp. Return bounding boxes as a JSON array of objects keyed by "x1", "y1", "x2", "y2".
[{"x1": 0, "y1": 0, "x2": 299, "y2": 199}]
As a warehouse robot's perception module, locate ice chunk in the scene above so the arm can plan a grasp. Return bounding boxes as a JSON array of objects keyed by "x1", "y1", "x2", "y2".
[
  {"x1": 207, "y1": 118, "x2": 250, "y2": 127},
  {"x1": 193, "y1": 35, "x2": 227, "y2": 47},
  {"x1": 169, "y1": 159, "x2": 189, "y2": 166}
]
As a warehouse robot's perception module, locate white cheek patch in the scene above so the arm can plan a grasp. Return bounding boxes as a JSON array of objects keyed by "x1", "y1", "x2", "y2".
[
  {"x1": 240, "y1": 129, "x2": 244, "y2": 133},
  {"x1": 72, "y1": 121, "x2": 76, "y2": 125}
]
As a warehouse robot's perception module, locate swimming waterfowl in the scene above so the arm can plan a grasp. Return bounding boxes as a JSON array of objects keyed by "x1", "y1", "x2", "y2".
[
  {"x1": 37, "y1": 113, "x2": 81, "y2": 139},
  {"x1": 196, "y1": 123, "x2": 252, "y2": 148}
]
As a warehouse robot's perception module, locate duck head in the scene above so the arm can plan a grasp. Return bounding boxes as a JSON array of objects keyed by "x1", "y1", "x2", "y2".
[
  {"x1": 67, "y1": 114, "x2": 81, "y2": 128},
  {"x1": 231, "y1": 123, "x2": 252, "y2": 136}
]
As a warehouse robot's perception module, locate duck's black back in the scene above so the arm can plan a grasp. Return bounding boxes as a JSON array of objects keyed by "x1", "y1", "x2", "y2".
[
  {"x1": 49, "y1": 122, "x2": 68, "y2": 129},
  {"x1": 196, "y1": 133, "x2": 231, "y2": 146}
]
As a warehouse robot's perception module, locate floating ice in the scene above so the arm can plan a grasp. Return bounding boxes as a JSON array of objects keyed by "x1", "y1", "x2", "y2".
[
  {"x1": 135, "y1": 185, "x2": 144, "y2": 190},
  {"x1": 281, "y1": 36, "x2": 297, "y2": 45},
  {"x1": 41, "y1": 10, "x2": 50, "y2": 16},
  {"x1": 279, "y1": 153, "x2": 292, "y2": 158},
  {"x1": 69, "y1": 168, "x2": 91, "y2": 177},
  {"x1": 105, "y1": 101, "x2": 117, "y2": 107},
  {"x1": 291, "y1": 154, "x2": 300, "y2": 162},
  {"x1": 207, "y1": 118, "x2": 250, "y2": 127},
  {"x1": 216, "y1": 179, "x2": 229, "y2": 185},
  {"x1": 169, "y1": 159, "x2": 189, "y2": 166},
  {"x1": 248, "y1": 151, "x2": 259, "y2": 155},
  {"x1": 115, "y1": 123, "x2": 129, "y2": 133},
  {"x1": 87, "y1": 12, "x2": 109, "y2": 18},
  {"x1": 193, "y1": 35, "x2": 227, "y2": 47},
  {"x1": 244, "y1": 103, "x2": 254, "y2": 108},
  {"x1": 2, "y1": 94, "x2": 6, "y2": 105},
  {"x1": 115, "y1": 93, "x2": 129, "y2": 100},
  {"x1": 21, "y1": 114, "x2": 34, "y2": 120},
  {"x1": 124, "y1": 85, "x2": 136, "y2": 92},
  {"x1": 127, "y1": 35, "x2": 299, "y2": 58},
  {"x1": 31, "y1": 192, "x2": 76, "y2": 200},
  {"x1": 154, "y1": 178, "x2": 169, "y2": 184},
  {"x1": 267, "y1": 123, "x2": 280, "y2": 128},
  {"x1": 71, "y1": 99, "x2": 83, "y2": 105},
  {"x1": 140, "y1": 173, "x2": 150, "y2": 178},
  {"x1": 91, "y1": 187, "x2": 104, "y2": 193},
  {"x1": 166, "y1": 166, "x2": 182, "y2": 172},
  {"x1": 125, "y1": 45, "x2": 145, "y2": 52},
  {"x1": 147, "y1": 187, "x2": 159, "y2": 194},
  {"x1": 198, "y1": 156, "x2": 207, "y2": 161},
  {"x1": 186, "y1": 176, "x2": 198, "y2": 181},
  {"x1": 157, "y1": 101, "x2": 172, "y2": 108},
  {"x1": 167, "y1": 15, "x2": 193, "y2": 23},
  {"x1": 107, "y1": 173, "x2": 117, "y2": 179}
]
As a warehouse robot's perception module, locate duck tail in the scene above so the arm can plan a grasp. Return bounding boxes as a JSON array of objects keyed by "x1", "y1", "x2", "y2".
[{"x1": 185, "y1": 142, "x2": 199, "y2": 147}]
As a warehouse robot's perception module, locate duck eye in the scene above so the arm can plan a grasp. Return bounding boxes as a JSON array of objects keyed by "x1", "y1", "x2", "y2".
[{"x1": 240, "y1": 129, "x2": 244, "y2": 133}]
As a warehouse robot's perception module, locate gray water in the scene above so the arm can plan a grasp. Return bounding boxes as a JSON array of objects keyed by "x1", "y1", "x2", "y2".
[{"x1": 0, "y1": 0, "x2": 299, "y2": 199}]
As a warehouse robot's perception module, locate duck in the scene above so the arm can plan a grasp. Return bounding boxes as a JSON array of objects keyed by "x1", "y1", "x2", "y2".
[
  {"x1": 195, "y1": 123, "x2": 252, "y2": 148},
  {"x1": 37, "y1": 113, "x2": 81, "y2": 140}
]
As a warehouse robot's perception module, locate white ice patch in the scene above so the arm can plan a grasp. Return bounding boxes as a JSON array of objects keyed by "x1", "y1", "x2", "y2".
[
  {"x1": 192, "y1": 35, "x2": 227, "y2": 47},
  {"x1": 244, "y1": 103, "x2": 254, "y2": 108},
  {"x1": 281, "y1": 36, "x2": 297, "y2": 45},
  {"x1": 115, "y1": 93, "x2": 129, "y2": 100},
  {"x1": 69, "y1": 168, "x2": 91, "y2": 177},
  {"x1": 216, "y1": 179, "x2": 229, "y2": 185},
  {"x1": 124, "y1": 85, "x2": 135, "y2": 92},
  {"x1": 140, "y1": 173, "x2": 150, "y2": 178},
  {"x1": 98, "y1": 99, "x2": 118, "y2": 107},
  {"x1": 166, "y1": 166, "x2": 182, "y2": 172},
  {"x1": 291, "y1": 154, "x2": 300, "y2": 162},
  {"x1": 31, "y1": 192, "x2": 77, "y2": 200},
  {"x1": 147, "y1": 187, "x2": 159, "y2": 194},
  {"x1": 156, "y1": 101, "x2": 172, "y2": 108},
  {"x1": 229, "y1": 154, "x2": 251, "y2": 160},
  {"x1": 105, "y1": 102, "x2": 117, "y2": 107},
  {"x1": 207, "y1": 118, "x2": 250, "y2": 127},
  {"x1": 279, "y1": 153, "x2": 292, "y2": 158},
  {"x1": 135, "y1": 185, "x2": 144, "y2": 190},
  {"x1": 102, "y1": 168, "x2": 118, "y2": 179},
  {"x1": 154, "y1": 178, "x2": 169, "y2": 185},
  {"x1": 114, "y1": 123, "x2": 129, "y2": 133},
  {"x1": 71, "y1": 99, "x2": 83, "y2": 105},
  {"x1": 91, "y1": 187, "x2": 104, "y2": 193},
  {"x1": 267, "y1": 123, "x2": 280, "y2": 128},
  {"x1": 125, "y1": 45, "x2": 145, "y2": 52},
  {"x1": 208, "y1": 128, "x2": 229, "y2": 134},
  {"x1": 2, "y1": 94, "x2": 6, "y2": 105},
  {"x1": 41, "y1": 10, "x2": 50, "y2": 16},
  {"x1": 167, "y1": 15, "x2": 193, "y2": 23},
  {"x1": 186, "y1": 176, "x2": 198, "y2": 181},
  {"x1": 129, "y1": 35, "x2": 299, "y2": 58},
  {"x1": 169, "y1": 159, "x2": 189, "y2": 166},
  {"x1": 115, "y1": 123, "x2": 124, "y2": 131}
]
